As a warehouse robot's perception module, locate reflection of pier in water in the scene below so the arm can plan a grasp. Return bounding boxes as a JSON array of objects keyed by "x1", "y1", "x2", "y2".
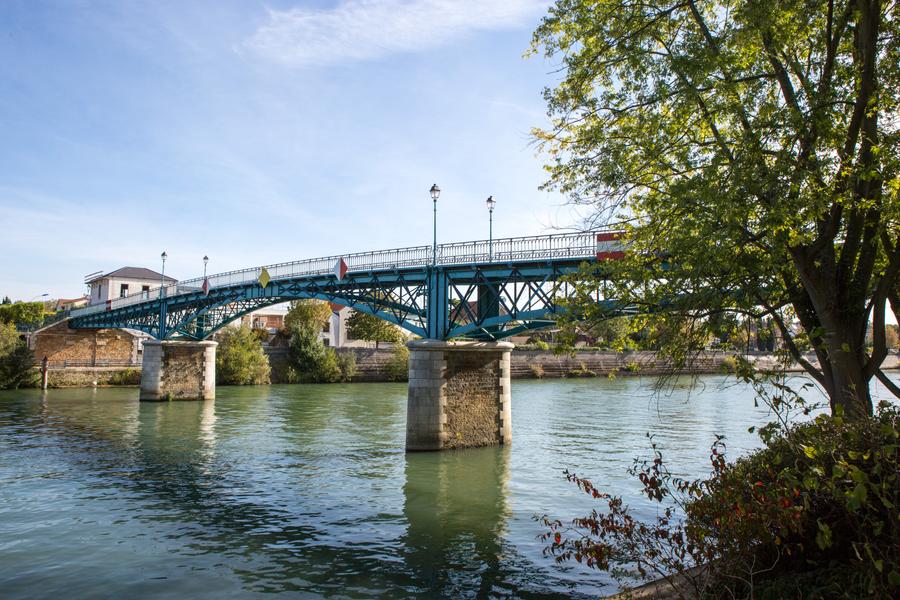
[
  {"x1": 402, "y1": 447, "x2": 511, "y2": 597},
  {"x1": 10, "y1": 392, "x2": 572, "y2": 598}
]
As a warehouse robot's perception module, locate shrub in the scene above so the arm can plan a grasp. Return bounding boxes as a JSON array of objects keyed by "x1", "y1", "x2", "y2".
[
  {"x1": 541, "y1": 404, "x2": 900, "y2": 599},
  {"x1": 216, "y1": 326, "x2": 271, "y2": 385},
  {"x1": 288, "y1": 325, "x2": 341, "y2": 383},
  {"x1": 385, "y1": 345, "x2": 409, "y2": 381},
  {"x1": 624, "y1": 360, "x2": 640, "y2": 373},
  {"x1": 529, "y1": 363, "x2": 545, "y2": 379},
  {"x1": 251, "y1": 327, "x2": 270, "y2": 343},
  {"x1": 534, "y1": 340, "x2": 550, "y2": 351},
  {"x1": 108, "y1": 369, "x2": 141, "y2": 386},
  {"x1": 335, "y1": 351, "x2": 356, "y2": 382},
  {"x1": 568, "y1": 361, "x2": 596, "y2": 377},
  {"x1": 720, "y1": 354, "x2": 738, "y2": 373},
  {"x1": 0, "y1": 323, "x2": 36, "y2": 389}
]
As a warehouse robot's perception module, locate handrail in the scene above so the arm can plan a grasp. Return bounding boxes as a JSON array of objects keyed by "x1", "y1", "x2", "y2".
[{"x1": 70, "y1": 231, "x2": 609, "y2": 318}]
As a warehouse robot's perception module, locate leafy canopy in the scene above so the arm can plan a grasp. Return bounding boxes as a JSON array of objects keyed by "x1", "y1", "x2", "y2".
[
  {"x1": 532, "y1": 0, "x2": 899, "y2": 416},
  {"x1": 216, "y1": 325, "x2": 271, "y2": 385},
  {"x1": 346, "y1": 310, "x2": 404, "y2": 348}
]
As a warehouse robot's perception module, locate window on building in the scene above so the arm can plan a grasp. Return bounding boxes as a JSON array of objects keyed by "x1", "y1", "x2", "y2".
[
  {"x1": 142, "y1": 285, "x2": 150, "y2": 299},
  {"x1": 120, "y1": 284, "x2": 129, "y2": 298}
]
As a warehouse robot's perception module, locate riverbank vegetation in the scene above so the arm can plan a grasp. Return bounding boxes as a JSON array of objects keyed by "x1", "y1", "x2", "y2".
[
  {"x1": 542, "y1": 392, "x2": 899, "y2": 598},
  {"x1": 531, "y1": 0, "x2": 899, "y2": 418},
  {"x1": 284, "y1": 300, "x2": 355, "y2": 383},
  {"x1": 216, "y1": 325, "x2": 271, "y2": 385},
  {"x1": 0, "y1": 323, "x2": 36, "y2": 389}
]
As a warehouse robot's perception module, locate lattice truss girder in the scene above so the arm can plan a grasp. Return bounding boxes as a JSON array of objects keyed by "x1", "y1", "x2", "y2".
[
  {"x1": 70, "y1": 270, "x2": 430, "y2": 340},
  {"x1": 442, "y1": 263, "x2": 625, "y2": 340},
  {"x1": 68, "y1": 260, "x2": 626, "y2": 341}
]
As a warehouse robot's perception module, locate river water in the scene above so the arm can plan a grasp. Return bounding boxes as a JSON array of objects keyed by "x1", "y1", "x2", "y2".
[{"x1": 1, "y1": 374, "x2": 898, "y2": 599}]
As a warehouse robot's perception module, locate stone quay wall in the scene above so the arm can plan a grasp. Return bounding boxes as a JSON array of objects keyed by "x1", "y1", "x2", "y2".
[{"x1": 29, "y1": 321, "x2": 141, "y2": 366}]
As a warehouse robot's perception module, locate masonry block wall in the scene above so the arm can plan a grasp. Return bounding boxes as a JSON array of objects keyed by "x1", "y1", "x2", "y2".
[
  {"x1": 31, "y1": 321, "x2": 140, "y2": 364},
  {"x1": 140, "y1": 340, "x2": 217, "y2": 401},
  {"x1": 406, "y1": 340, "x2": 512, "y2": 451}
]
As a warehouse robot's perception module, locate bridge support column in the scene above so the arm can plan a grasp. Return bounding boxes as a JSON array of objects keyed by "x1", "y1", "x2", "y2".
[
  {"x1": 406, "y1": 340, "x2": 513, "y2": 451},
  {"x1": 140, "y1": 340, "x2": 217, "y2": 401}
]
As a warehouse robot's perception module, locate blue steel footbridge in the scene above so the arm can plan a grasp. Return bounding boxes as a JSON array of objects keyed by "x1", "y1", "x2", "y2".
[{"x1": 68, "y1": 231, "x2": 626, "y2": 341}]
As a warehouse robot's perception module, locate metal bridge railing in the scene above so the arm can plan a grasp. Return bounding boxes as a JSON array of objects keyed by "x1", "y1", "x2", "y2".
[{"x1": 70, "y1": 231, "x2": 604, "y2": 319}]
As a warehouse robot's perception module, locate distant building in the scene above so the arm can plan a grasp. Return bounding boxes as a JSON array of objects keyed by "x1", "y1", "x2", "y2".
[
  {"x1": 54, "y1": 296, "x2": 89, "y2": 312},
  {"x1": 86, "y1": 267, "x2": 176, "y2": 305}
]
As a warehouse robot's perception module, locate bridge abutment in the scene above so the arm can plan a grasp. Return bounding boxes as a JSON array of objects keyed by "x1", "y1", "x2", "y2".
[
  {"x1": 406, "y1": 340, "x2": 513, "y2": 451},
  {"x1": 140, "y1": 340, "x2": 217, "y2": 401}
]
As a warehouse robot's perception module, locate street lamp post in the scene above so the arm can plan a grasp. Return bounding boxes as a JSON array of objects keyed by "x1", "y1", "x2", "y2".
[
  {"x1": 30, "y1": 293, "x2": 49, "y2": 301},
  {"x1": 486, "y1": 195, "x2": 496, "y2": 261},
  {"x1": 429, "y1": 184, "x2": 440, "y2": 267},
  {"x1": 203, "y1": 255, "x2": 209, "y2": 278},
  {"x1": 160, "y1": 251, "x2": 167, "y2": 298}
]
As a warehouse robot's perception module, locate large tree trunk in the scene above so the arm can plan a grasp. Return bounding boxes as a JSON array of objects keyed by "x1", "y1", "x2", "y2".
[{"x1": 824, "y1": 325, "x2": 874, "y2": 418}]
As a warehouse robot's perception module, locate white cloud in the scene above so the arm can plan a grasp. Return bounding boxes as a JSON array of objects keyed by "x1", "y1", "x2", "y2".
[{"x1": 242, "y1": 0, "x2": 547, "y2": 67}]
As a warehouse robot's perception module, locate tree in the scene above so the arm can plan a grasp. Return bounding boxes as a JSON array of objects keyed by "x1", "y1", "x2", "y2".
[
  {"x1": 282, "y1": 299, "x2": 349, "y2": 382},
  {"x1": 885, "y1": 324, "x2": 899, "y2": 350},
  {"x1": 0, "y1": 301, "x2": 46, "y2": 326},
  {"x1": 531, "y1": 0, "x2": 899, "y2": 417},
  {"x1": 0, "y1": 323, "x2": 36, "y2": 389},
  {"x1": 346, "y1": 310, "x2": 404, "y2": 348},
  {"x1": 215, "y1": 326, "x2": 271, "y2": 385},
  {"x1": 1, "y1": 296, "x2": 11, "y2": 305},
  {"x1": 289, "y1": 324, "x2": 342, "y2": 383},
  {"x1": 284, "y1": 299, "x2": 332, "y2": 334}
]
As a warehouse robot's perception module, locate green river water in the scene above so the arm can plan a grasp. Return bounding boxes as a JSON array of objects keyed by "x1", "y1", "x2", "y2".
[{"x1": 2, "y1": 375, "x2": 898, "y2": 599}]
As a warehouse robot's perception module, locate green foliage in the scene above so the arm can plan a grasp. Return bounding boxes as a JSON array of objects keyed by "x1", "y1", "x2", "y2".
[
  {"x1": 385, "y1": 345, "x2": 409, "y2": 382},
  {"x1": 0, "y1": 302, "x2": 46, "y2": 326},
  {"x1": 533, "y1": 339, "x2": 550, "y2": 351},
  {"x1": 284, "y1": 300, "x2": 332, "y2": 334},
  {"x1": 251, "y1": 328, "x2": 270, "y2": 343},
  {"x1": 531, "y1": 0, "x2": 900, "y2": 417},
  {"x1": 1, "y1": 296, "x2": 10, "y2": 304},
  {"x1": 885, "y1": 325, "x2": 899, "y2": 350},
  {"x1": 346, "y1": 310, "x2": 403, "y2": 348},
  {"x1": 0, "y1": 323, "x2": 36, "y2": 389},
  {"x1": 541, "y1": 402, "x2": 900, "y2": 599},
  {"x1": 568, "y1": 362, "x2": 596, "y2": 377},
  {"x1": 529, "y1": 363, "x2": 545, "y2": 378},
  {"x1": 108, "y1": 369, "x2": 141, "y2": 386},
  {"x1": 335, "y1": 351, "x2": 356, "y2": 382},
  {"x1": 288, "y1": 325, "x2": 341, "y2": 383},
  {"x1": 216, "y1": 326, "x2": 271, "y2": 385}
]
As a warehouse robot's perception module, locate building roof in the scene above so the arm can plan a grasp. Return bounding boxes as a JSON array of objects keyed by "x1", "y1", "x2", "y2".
[{"x1": 87, "y1": 267, "x2": 177, "y2": 284}]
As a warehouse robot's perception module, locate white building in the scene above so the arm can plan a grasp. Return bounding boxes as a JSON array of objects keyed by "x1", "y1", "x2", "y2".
[{"x1": 86, "y1": 267, "x2": 176, "y2": 306}]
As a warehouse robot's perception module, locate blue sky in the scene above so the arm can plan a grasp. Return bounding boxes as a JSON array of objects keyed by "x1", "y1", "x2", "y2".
[{"x1": 0, "y1": 0, "x2": 583, "y2": 300}]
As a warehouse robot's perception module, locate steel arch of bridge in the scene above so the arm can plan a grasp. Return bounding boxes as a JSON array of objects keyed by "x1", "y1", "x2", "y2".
[{"x1": 68, "y1": 232, "x2": 628, "y2": 341}]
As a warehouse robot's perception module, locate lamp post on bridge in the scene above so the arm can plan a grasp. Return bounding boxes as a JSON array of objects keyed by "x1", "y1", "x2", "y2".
[
  {"x1": 486, "y1": 195, "x2": 496, "y2": 261},
  {"x1": 203, "y1": 255, "x2": 209, "y2": 278},
  {"x1": 160, "y1": 251, "x2": 167, "y2": 298},
  {"x1": 429, "y1": 184, "x2": 440, "y2": 267}
]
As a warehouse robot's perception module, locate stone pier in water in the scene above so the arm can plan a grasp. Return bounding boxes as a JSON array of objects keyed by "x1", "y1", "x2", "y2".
[
  {"x1": 139, "y1": 340, "x2": 217, "y2": 401},
  {"x1": 406, "y1": 340, "x2": 513, "y2": 451}
]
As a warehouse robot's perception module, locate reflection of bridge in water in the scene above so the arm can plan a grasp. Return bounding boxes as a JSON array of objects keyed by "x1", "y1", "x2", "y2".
[{"x1": 65, "y1": 232, "x2": 626, "y2": 451}]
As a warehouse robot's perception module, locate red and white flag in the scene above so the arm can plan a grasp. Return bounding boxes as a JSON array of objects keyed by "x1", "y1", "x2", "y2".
[
  {"x1": 334, "y1": 257, "x2": 348, "y2": 281},
  {"x1": 201, "y1": 278, "x2": 210, "y2": 296}
]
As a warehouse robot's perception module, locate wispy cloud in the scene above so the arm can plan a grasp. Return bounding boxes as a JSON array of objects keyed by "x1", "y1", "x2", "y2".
[{"x1": 242, "y1": 0, "x2": 547, "y2": 67}]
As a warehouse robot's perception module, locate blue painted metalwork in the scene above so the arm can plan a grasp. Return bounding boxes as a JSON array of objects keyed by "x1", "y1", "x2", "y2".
[{"x1": 68, "y1": 232, "x2": 627, "y2": 341}]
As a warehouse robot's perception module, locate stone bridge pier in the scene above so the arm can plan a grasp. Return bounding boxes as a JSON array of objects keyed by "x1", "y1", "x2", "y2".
[
  {"x1": 406, "y1": 340, "x2": 513, "y2": 451},
  {"x1": 140, "y1": 340, "x2": 217, "y2": 401}
]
